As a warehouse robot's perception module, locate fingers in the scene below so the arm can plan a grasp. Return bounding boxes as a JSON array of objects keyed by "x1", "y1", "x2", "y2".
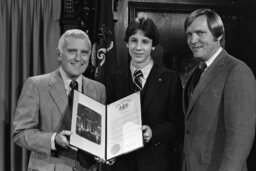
[
  {"x1": 55, "y1": 130, "x2": 72, "y2": 149},
  {"x1": 141, "y1": 125, "x2": 152, "y2": 143},
  {"x1": 61, "y1": 130, "x2": 72, "y2": 136},
  {"x1": 95, "y1": 157, "x2": 106, "y2": 163},
  {"x1": 94, "y1": 157, "x2": 116, "y2": 165},
  {"x1": 69, "y1": 146, "x2": 78, "y2": 151},
  {"x1": 106, "y1": 159, "x2": 116, "y2": 165},
  {"x1": 141, "y1": 125, "x2": 148, "y2": 131}
]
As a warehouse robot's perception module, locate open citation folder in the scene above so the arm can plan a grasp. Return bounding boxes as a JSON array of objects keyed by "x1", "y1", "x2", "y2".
[{"x1": 70, "y1": 90, "x2": 144, "y2": 160}]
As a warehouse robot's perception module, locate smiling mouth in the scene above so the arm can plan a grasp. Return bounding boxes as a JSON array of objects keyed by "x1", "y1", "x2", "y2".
[
  {"x1": 192, "y1": 46, "x2": 202, "y2": 51},
  {"x1": 71, "y1": 62, "x2": 83, "y2": 67},
  {"x1": 134, "y1": 53, "x2": 144, "y2": 56}
]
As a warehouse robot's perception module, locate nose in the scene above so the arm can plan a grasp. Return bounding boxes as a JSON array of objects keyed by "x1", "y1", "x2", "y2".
[
  {"x1": 135, "y1": 42, "x2": 142, "y2": 50},
  {"x1": 190, "y1": 34, "x2": 198, "y2": 44},
  {"x1": 74, "y1": 52, "x2": 81, "y2": 61}
]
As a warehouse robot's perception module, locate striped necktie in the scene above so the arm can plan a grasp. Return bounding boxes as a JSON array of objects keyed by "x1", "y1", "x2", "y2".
[{"x1": 133, "y1": 70, "x2": 143, "y2": 91}]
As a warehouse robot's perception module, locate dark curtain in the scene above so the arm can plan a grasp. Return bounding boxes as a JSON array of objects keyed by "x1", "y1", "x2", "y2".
[
  {"x1": 91, "y1": 0, "x2": 117, "y2": 85},
  {"x1": 0, "y1": 0, "x2": 61, "y2": 170}
]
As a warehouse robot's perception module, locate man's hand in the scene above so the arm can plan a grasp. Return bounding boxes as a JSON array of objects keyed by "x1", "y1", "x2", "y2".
[
  {"x1": 55, "y1": 130, "x2": 77, "y2": 150},
  {"x1": 95, "y1": 157, "x2": 116, "y2": 165},
  {"x1": 142, "y1": 125, "x2": 152, "y2": 143}
]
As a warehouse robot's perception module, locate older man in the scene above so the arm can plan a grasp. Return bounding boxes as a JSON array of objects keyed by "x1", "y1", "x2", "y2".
[{"x1": 12, "y1": 29, "x2": 105, "y2": 171}]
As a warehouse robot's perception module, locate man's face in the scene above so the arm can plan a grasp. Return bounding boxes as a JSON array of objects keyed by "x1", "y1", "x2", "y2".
[
  {"x1": 58, "y1": 36, "x2": 91, "y2": 79},
  {"x1": 186, "y1": 15, "x2": 220, "y2": 60},
  {"x1": 127, "y1": 30, "x2": 153, "y2": 69}
]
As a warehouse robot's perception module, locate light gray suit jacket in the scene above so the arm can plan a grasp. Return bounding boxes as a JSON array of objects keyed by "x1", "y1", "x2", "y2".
[
  {"x1": 182, "y1": 49, "x2": 256, "y2": 171},
  {"x1": 12, "y1": 68, "x2": 106, "y2": 171}
]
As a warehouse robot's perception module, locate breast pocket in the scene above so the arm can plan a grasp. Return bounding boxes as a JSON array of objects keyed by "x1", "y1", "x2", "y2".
[{"x1": 202, "y1": 87, "x2": 222, "y2": 98}]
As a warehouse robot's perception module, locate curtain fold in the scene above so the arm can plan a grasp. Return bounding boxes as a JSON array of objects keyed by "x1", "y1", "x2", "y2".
[
  {"x1": 0, "y1": 0, "x2": 61, "y2": 170},
  {"x1": 0, "y1": 1, "x2": 10, "y2": 171}
]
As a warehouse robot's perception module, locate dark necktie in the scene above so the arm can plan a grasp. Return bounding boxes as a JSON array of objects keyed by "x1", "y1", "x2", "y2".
[
  {"x1": 57, "y1": 80, "x2": 78, "y2": 136},
  {"x1": 69, "y1": 80, "x2": 78, "y2": 107},
  {"x1": 185, "y1": 61, "x2": 207, "y2": 109},
  {"x1": 133, "y1": 70, "x2": 143, "y2": 91}
]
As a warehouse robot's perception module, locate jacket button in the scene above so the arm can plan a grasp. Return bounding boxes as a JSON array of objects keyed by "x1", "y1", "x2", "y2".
[{"x1": 186, "y1": 130, "x2": 189, "y2": 134}]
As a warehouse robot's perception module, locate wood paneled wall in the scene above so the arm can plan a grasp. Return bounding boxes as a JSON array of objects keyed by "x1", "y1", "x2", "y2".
[{"x1": 113, "y1": 0, "x2": 256, "y2": 74}]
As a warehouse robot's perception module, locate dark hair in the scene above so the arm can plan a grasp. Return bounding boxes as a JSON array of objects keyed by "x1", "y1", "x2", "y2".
[
  {"x1": 124, "y1": 17, "x2": 159, "y2": 46},
  {"x1": 184, "y1": 8, "x2": 225, "y2": 47}
]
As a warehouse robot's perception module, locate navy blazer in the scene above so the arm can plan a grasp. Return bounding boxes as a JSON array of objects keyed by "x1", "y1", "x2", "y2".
[{"x1": 106, "y1": 63, "x2": 183, "y2": 171}]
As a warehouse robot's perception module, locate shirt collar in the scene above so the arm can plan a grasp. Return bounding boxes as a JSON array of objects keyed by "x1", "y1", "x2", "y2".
[
  {"x1": 59, "y1": 66, "x2": 83, "y2": 94},
  {"x1": 130, "y1": 59, "x2": 154, "y2": 81},
  {"x1": 205, "y1": 47, "x2": 223, "y2": 68}
]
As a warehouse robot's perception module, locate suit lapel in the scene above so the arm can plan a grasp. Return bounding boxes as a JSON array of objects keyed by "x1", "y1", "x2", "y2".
[
  {"x1": 117, "y1": 64, "x2": 164, "y2": 110},
  {"x1": 82, "y1": 76, "x2": 102, "y2": 101},
  {"x1": 49, "y1": 69, "x2": 68, "y2": 117},
  {"x1": 143, "y1": 64, "x2": 165, "y2": 110},
  {"x1": 182, "y1": 67, "x2": 197, "y2": 114},
  {"x1": 186, "y1": 50, "x2": 226, "y2": 117},
  {"x1": 82, "y1": 77, "x2": 90, "y2": 96}
]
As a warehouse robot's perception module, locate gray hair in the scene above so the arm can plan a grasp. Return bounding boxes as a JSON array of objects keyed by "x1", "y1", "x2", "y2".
[{"x1": 57, "y1": 29, "x2": 91, "y2": 53}]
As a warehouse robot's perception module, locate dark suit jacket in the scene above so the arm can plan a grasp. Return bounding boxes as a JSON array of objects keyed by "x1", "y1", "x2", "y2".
[
  {"x1": 106, "y1": 63, "x2": 183, "y2": 171},
  {"x1": 12, "y1": 68, "x2": 106, "y2": 171},
  {"x1": 182, "y1": 49, "x2": 256, "y2": 171}
]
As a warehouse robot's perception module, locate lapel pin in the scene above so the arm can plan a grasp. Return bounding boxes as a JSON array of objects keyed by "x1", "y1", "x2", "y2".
[{"x1": 158, "y1": 78, "x2": 162, "y2": 82}]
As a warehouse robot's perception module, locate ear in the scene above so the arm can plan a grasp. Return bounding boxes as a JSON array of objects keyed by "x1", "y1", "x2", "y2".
[
  {"x1": 56, "y1": 48, "x2": 62, "y2": 61},
  {"x1": 126, "y1": 43, "x2": 129, "y2": 48}
]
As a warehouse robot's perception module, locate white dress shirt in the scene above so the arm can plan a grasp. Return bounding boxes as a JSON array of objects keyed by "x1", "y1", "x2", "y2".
[{"x1": 130, "y1": 59, "x2": 154, "y2": 89}]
